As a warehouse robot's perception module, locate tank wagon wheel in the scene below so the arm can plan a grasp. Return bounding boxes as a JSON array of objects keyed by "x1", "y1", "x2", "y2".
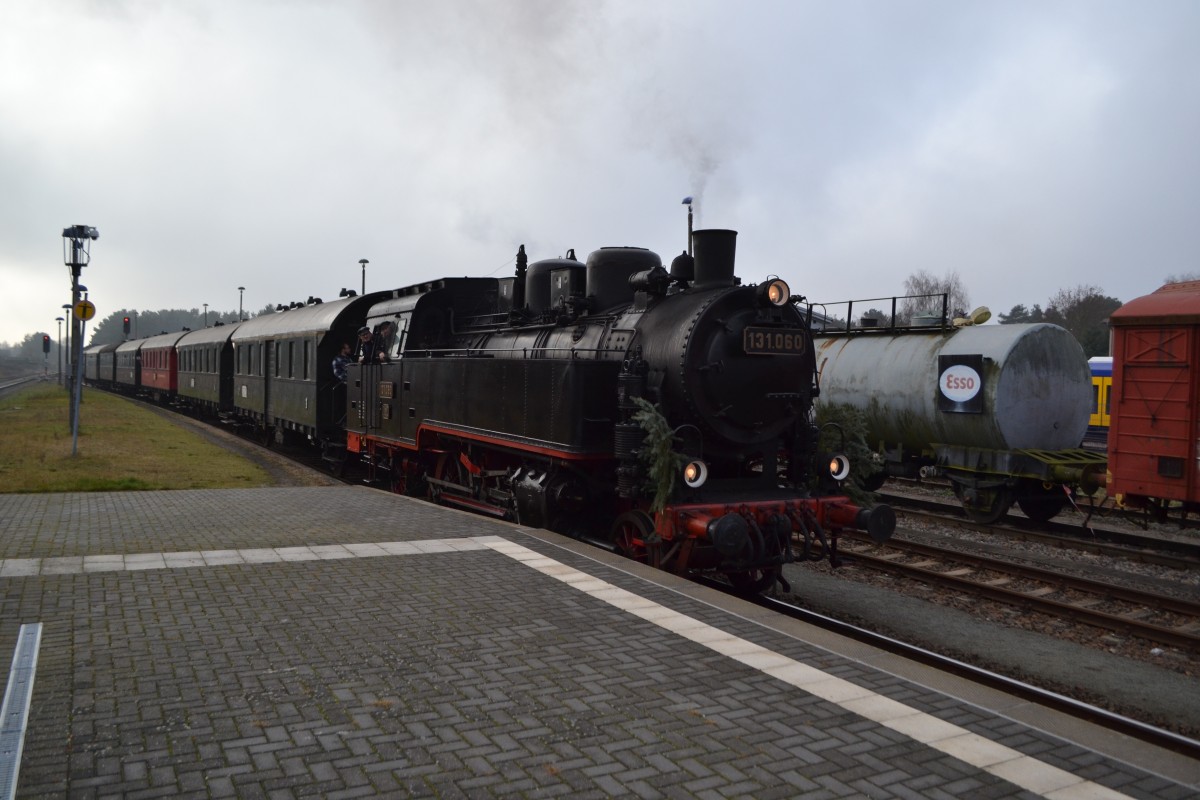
[
  {"x1": 610, "y1": 510, "x2": 654, "y2": 563},
  {"x1": 953, "y1": 483, "x2": 1014, "y2": 525},
  {"x1": 727, "y1": 567, "x2": 781, "y2": 595},
  {"x1": 1015, "y1": 481, "x2": 1068, "y2": 522}
]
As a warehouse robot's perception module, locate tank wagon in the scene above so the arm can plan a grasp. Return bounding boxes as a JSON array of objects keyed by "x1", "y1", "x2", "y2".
[
  {"x1": 347, "y1": 229, "x2": 895, "y2": 593},
  {"x1": 1107, "y1": 281, "x2": 1200, "y2": 521},
  {"x1": 813, "y1": 312, "x2": 1104, "y2": 522}
]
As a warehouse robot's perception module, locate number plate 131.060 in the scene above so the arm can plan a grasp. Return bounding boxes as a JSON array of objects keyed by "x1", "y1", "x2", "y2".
[{"x1": 743, "y1": 327, "x2": 807, "y2": 356}]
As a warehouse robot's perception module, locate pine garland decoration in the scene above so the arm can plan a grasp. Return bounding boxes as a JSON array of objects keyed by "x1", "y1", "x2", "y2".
[{"x1": 631, "y1": 397, "x2": 687, "y2": 513}]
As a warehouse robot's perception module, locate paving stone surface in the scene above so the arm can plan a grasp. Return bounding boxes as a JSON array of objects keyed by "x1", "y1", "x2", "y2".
[{"x1": 0, "y1": 488, "x2": 1193, "y2": 798}]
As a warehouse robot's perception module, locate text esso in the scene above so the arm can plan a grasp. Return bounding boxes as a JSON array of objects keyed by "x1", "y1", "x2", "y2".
[{"x1": 940, "y1": 365, "x2": 982, "y2": 403}]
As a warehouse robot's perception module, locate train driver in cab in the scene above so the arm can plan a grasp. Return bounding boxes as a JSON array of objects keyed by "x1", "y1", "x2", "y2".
[
  {"x1": 356, "y1": 321, "x2": 395, "y2": 365},
  {"x1": 375, "y1": 320, "x2": 396, "y2": 361}
]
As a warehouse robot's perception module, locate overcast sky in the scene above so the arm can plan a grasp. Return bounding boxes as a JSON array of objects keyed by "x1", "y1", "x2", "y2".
[{"x1": 2, "y1": 0, "x2": 1197, "y2": 345}]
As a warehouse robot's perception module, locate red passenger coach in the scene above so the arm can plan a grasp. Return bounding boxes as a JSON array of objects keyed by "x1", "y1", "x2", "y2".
[
  {"x1": 137, "y1": 331, "x2": 188, "y2": 399},
  {"x1": 1107, "y1": 281, "x2": 1200, "y2": 520}
]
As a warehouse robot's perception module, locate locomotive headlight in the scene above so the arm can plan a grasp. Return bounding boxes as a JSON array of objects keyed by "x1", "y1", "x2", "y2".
[
  {"x1": 758, "y1": 278, "x2": 791, "y2": 307},
  {"x1": 682, "y1": 460, "x2": 709, "y2": 489},
  {"x1": 826, "y1": 453, "x2": 851, "y2": 482}
]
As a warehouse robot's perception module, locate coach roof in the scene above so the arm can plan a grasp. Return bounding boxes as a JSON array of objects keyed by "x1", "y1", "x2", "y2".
[
  {"x1": 230, "y1": 292, "x2": 392, "y2": 341},
  {"x1": 1110, "y1": 281, "x2": 1200, "y2": 326}
]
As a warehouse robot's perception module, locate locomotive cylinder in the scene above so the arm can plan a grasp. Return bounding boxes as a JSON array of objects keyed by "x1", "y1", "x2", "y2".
[{"x1": 814, "y1": 323, "x2": 1091, "y2": 453}]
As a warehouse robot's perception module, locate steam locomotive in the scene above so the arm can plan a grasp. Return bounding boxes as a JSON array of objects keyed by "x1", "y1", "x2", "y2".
[
  {"x1": 345, "y1": 229, "x2": 894, "y2": 592},
  {"x1": 86, "y1": 228, "x2": 895, "y2": 594}
]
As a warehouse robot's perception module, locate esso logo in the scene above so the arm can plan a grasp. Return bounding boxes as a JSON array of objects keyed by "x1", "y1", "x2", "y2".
[{"x1": 940, "y1": 365, "x2": 981, "y2": 403}]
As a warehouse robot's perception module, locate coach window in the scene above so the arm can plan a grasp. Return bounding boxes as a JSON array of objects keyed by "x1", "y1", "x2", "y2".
[
  {"x1": 303, "y1": 340, "x2": 310, "y2": 380},
  {"x1": 288, "y1": 341, "x2": 295, "y2": 378}
]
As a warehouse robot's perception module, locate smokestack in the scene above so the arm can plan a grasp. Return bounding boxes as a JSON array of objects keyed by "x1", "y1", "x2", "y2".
[{"x1": 691, "y1": 229, "x2": 737, "y2": 288}]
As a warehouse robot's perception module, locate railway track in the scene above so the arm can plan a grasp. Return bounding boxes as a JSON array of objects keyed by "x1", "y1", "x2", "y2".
[
  {"x1": 0, "y1": 374, "x2": 41, "y2": 399},
  {"x1": 836, "y1": 530, "x2": 1200, "y2": 653},
  {"x1": 880, "y1": 490, "x2": 1200, "y2": 567},
  {"x1": 884, "y1": 476, "x2": 1200, "y2": 532},
  {"x1": 695, "y1": 573, "x2": 1200, "y2": 759}
]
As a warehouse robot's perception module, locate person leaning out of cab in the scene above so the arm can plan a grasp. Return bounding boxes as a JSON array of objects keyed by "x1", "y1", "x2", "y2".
[{"x1": 356, "y1": 321, "x2": 395, "y2": 365}]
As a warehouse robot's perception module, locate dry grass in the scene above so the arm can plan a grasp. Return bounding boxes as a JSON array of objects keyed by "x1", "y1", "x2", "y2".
[{"x1": 0, "y1": 383, "x2": 271, "y2": 493}]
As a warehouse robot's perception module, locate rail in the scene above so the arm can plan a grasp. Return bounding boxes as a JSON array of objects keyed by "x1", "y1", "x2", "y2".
[
  {"x1": 838, "y1": 531, "x2": 1200, "y2": 652},
  {"x1": 733, "y1": 587, "x2": 1200, "y2": 760}
]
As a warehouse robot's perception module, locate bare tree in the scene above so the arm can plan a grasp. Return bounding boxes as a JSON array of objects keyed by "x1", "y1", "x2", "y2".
[
  {"x1": 899, "y1": 269, "x2": 971, "y2": 322},
  {"x1": 1042, "y1": 284, "x2": 1121, "y2": 358},
  {"x1": 1164, "y1": 272, "x2": 1200, "y2": 284}
]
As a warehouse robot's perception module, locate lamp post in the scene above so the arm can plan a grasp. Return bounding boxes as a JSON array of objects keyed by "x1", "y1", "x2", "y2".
[
  {"x1": 360, "y1": 258, "x2": 368, "y2": 295},
  {"x1": 61, "y1": 304, "x2": 72, "y2": 386},
  {"x1": 55, "y1": 316, "x2": 64, "y2": 386},
  {"x1": 61, "y1": 225, "x2": 98, "y2": 423},
  {"x1": 238, "y1": 286, "x2": 245, "y2": 320},
  {"x1": 203, "y1": 303, "x2": 208, "y2": 328}
]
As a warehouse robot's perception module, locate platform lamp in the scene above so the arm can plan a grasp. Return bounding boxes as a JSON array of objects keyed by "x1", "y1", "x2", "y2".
[
  {"x1": 55, "y1": 316, "x2": 64, "y2": 386},
  {"x1": 360, "y1": 258, "x2": 368, "y2": 295},
  {"x1": 62, "y1": 225, "x2": 98, "y2": 423},
  {"x1": 238, "y1": 286, "x2": 245, "y2": 320},
  {"x1": 61, "y1": 303, "x2": 72, "y2": 387}
]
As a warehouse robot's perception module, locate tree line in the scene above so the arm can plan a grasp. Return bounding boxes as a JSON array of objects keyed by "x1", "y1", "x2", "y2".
[
  {"x1": 892, "y1": 270, "x2": 1199, "y2": 358},
  {"x1": 0, "y1": 305, "x2": 278, "y2": 363}
]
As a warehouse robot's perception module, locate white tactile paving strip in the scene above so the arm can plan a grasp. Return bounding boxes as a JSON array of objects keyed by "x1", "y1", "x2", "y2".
[
  {"x1": 483, "y1": 538, "x2": 1137, "y2": 800},
  {"x1": 0, "y1": 534, "x2": 1141, "y2": 799}
]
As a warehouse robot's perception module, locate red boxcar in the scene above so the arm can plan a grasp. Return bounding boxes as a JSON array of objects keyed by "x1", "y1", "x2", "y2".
[{"x1": 1107, "y1": 281, "x2": 1200, "y2": 519}]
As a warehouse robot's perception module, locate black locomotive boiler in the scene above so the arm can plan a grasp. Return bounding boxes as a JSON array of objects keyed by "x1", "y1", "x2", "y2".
[{"x1": 346, "y1": 229, "x2": 894, "y2": 592}]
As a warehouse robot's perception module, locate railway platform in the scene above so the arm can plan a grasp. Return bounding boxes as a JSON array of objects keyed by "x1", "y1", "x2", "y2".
[{"x1": 0, "y1": 486, "x2": 1196, "y2": 798}]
